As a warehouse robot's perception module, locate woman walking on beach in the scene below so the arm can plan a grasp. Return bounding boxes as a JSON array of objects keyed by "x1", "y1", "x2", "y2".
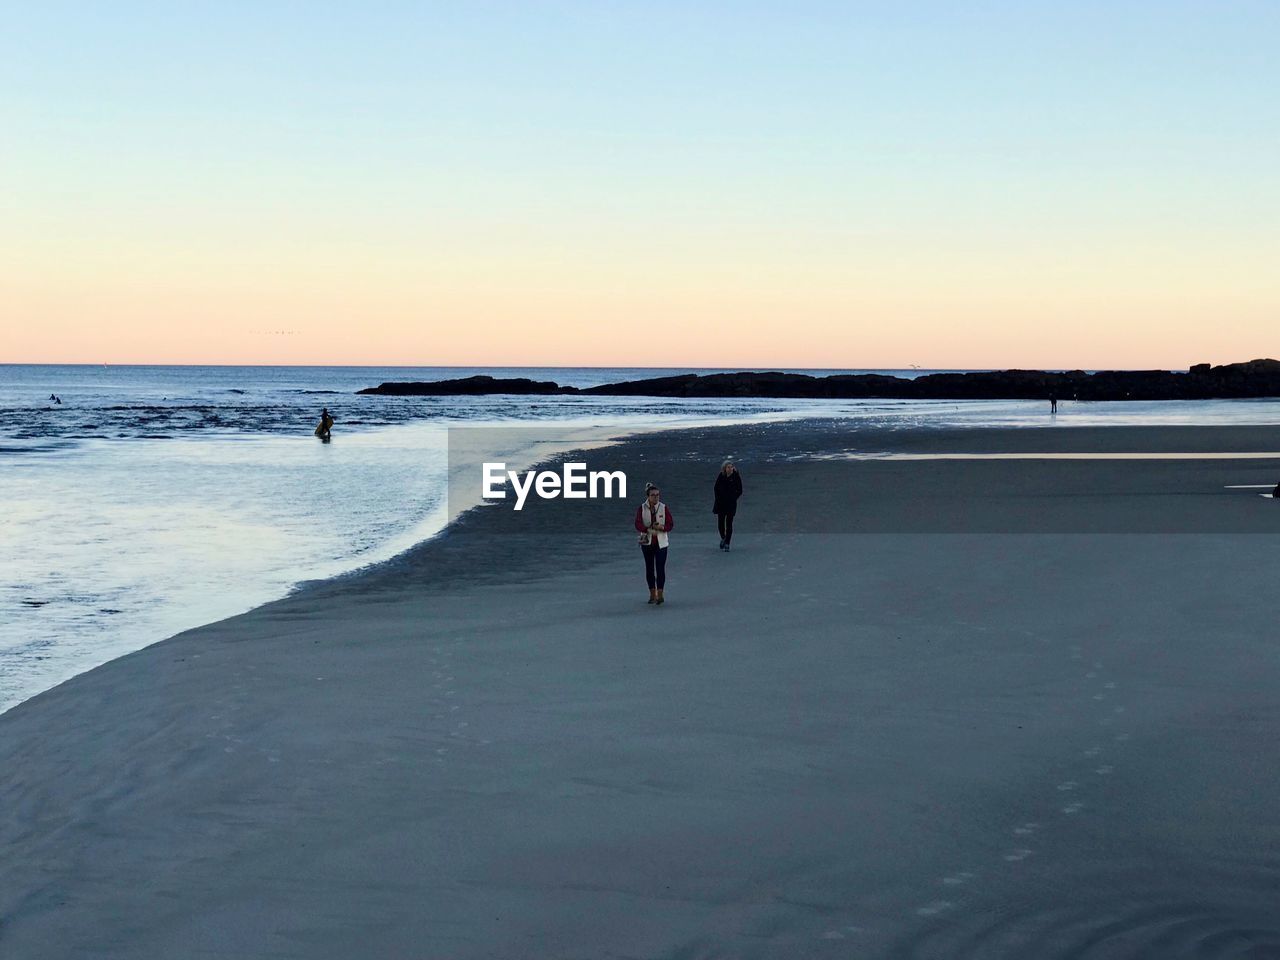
[
  {"x1": 635, "y1": 482, "x2": 674, "y2": 605},
  {"x1": 713, "y1": 460, "x2": 742, "y2": 550}
]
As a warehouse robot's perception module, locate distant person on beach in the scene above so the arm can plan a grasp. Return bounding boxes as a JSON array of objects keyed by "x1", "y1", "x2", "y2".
[
  {"x1": 1049, "y1": 392, "x2": 1058, "y2": 414},
  {"x1": 635, "y1": 482, "x2": 674, "y2": 605},
  {"x1": 713, "y1": 460, "x2": 743, "y2": 551},
  {"x1": 315, "y1": 407, "x2": 334, "y2": 441}
]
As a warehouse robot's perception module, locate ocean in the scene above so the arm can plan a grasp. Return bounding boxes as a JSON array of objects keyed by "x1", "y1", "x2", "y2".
[{"x1": 4, "y1": 363, "x2": 1280, "y2": 715}]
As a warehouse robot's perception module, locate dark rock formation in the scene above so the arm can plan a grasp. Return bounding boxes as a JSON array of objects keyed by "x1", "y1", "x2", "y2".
[
  {"x1": 357, "y1": 375, "x2": 571, "y2": 396},
  {"x1": 358, "y1": 360, "x2": 1280, "y2": 401}
]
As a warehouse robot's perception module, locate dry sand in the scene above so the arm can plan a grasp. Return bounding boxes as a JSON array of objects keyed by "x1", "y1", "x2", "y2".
[{"x1": 3, "y1": 421, "x2": 1280, "y2": 958}]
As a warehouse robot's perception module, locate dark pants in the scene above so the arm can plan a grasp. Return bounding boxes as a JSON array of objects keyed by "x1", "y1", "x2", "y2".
[
  {"x1": 641, "y1": 542, "x2": 667, "y2": 589},
  {"x1": 717, "y1": 512, "x2": 734, "y2": 545}
]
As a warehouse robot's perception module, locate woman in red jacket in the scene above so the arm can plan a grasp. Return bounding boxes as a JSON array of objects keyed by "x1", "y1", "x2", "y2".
[{"x1": 635, "y1": 482, "x2": 674, "y2": 605}]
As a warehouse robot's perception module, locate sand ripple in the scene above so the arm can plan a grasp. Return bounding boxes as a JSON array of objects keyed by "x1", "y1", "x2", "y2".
[{"x1": 893, "y1": 894, "x2": 1280, "y2": 958}]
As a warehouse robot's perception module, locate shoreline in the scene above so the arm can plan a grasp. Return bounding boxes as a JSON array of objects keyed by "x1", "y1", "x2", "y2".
[
  {"x1": 10, "y1": 403, "x2": 1138, "y2": 718},
  {"x1": 1, "y1": 412, "x2": 782, "y2": 717},
  {"x1": 5, "y1": 419, "x2": 1280, "y2": 957}
]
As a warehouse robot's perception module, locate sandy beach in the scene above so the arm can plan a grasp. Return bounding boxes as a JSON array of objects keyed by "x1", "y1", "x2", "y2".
[{"x1": 4, "y1": 419, "x2": 1280, "y2": 959}]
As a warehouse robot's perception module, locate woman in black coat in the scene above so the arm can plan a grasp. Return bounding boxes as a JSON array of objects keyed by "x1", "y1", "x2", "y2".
[{"x1": 713, "y1": 460, "x2": 743, "y2": 551}]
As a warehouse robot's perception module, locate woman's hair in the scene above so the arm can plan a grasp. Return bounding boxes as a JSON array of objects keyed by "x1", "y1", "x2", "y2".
[
  {"x1": 721, "y1": 460, "x2": 734, "y2": 472},
  {"x1": 645, "y1": 482, "x2": 659, "y2": 495}
]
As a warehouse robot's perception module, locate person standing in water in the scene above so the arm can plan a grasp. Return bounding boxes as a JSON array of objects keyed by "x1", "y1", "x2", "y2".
[
  {"x1": 1049, "y1": 392, "x2": 1058, "y2": 414},
  {"x1": 713, "y1": 460, "x2": 743, "y2": 551},
  {"x1": 315, "y1": 407, "x2": 335, "y2": 442},
  {"x1": 635, "y1": 482, "x2": 674, "y2": 605}
]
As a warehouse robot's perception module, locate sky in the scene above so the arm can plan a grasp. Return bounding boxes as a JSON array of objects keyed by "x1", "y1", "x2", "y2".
[{"x1": 3, "y1": 1, "x2": 1278, "y2": 369}]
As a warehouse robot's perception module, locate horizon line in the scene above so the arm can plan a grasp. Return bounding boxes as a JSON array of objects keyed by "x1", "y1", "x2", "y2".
[{"x1": 0, "y1": 361, "x2": 1223, "y2": 373}]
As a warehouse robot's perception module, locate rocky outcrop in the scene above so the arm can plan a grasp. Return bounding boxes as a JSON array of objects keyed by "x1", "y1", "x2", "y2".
[
  {"x1": 358, "y1": 360, "x2": 1280, "y2": 401},
  {"x1": 357, "y1": 375, "x2": 570, "y2": 396}
]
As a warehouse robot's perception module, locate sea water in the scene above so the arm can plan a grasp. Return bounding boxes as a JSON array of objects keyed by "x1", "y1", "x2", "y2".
[{"x1": 4, "y1": 363, "x2": 1280, "y2": 714}]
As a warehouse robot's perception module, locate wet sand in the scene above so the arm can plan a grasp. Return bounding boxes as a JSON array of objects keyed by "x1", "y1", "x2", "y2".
[{"x1": 4, "y1": 421, "x2": 1280, "y2": 958}]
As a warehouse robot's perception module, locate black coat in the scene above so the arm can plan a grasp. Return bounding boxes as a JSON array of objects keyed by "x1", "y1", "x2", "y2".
[{"x1": 713, "y1": 471, "x2": 743, "y2": 516}]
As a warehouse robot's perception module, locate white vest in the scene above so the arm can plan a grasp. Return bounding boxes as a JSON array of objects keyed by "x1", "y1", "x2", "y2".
[{"x1": 640, "y1": 501, "x2": 669, "y2": 548}]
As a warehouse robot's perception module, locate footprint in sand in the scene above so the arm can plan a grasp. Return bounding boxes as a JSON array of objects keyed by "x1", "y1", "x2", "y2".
[{"x1": 916, "y1": 900, "x2": 954, "y2": 917}]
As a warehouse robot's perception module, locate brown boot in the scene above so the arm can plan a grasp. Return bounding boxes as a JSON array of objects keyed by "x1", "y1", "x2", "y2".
[
  {"x1": 648, "y1": 588, "x2": 657, "y2": 604},
  {"x1": 655, "y1": 589, "x2": 664, "y2": 605}
]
